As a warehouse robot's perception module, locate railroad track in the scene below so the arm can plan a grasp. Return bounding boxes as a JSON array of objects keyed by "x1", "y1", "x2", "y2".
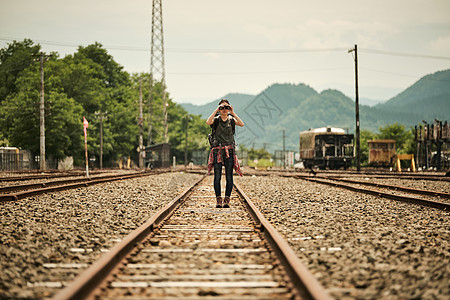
[
  {"x1": 0, "y1": 170, "x2": 167, "y2": 202},
  {"x1": 53, "y1": 176, "x2": 332, "y2": 300},
  {"x1": 0, "y1": 170, "x2": 110, "y2": 182},
  {"x1": 288, "y1": 175, "x2": 450, "y2": 210}
]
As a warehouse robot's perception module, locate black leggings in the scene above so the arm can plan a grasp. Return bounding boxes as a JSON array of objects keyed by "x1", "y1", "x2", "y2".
[{"x1": 213, "y1": 149, "x2": 234, "y2": 197}]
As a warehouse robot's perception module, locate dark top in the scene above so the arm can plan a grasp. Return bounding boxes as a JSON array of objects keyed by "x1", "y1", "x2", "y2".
[{"x1": 214, "y1": 116, "x2": 235, "y2": 145}]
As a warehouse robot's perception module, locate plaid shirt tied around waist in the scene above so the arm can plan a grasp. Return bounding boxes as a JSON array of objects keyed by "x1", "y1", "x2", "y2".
[{"x1": 207, "y1": 144, "x2": 243, "y2": 177}]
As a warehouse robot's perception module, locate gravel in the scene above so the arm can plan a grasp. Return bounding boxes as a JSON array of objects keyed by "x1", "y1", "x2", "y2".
[
  {"x1": 0, "y1": 171, "x2": 203, "y2": 299},
  {"x1": 343, "y1": 177, "x2": 450, "y2": 194},
  {"x1": 235, "y1": 174, "x2": 449, "y2": 299},
  {"x1": 1, "y1": 170, "x2": 449, "y2": 299}
]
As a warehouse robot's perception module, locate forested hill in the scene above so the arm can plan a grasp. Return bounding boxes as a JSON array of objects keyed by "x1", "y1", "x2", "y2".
[
  {"x1": 181, "y1": 69, "x2": 449, "y2": 151},
  {"x1": 376, "y1": 69, "x2": 450, "y2": 117}
]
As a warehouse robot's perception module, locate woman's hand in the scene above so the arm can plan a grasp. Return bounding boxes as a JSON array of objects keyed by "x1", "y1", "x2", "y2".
[{"x1": 229, "y1": 104, "x2": 234, "y2": 114}]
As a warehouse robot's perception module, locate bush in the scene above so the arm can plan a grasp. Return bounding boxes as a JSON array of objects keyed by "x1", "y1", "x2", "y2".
[{"x1": 248, "y1": 158, "x2": 273, "y2": 168}]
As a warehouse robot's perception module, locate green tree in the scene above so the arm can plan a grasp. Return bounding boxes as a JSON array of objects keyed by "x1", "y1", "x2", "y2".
[
  {"x1": 167, "y1": 103, "x2": 210, "y2": 164},
  {"x1": 0, "y1": 40, "x2": 214, "y2": 168},
  {"x1": 378, "y1": 123, "x2": 415, "y2": 154},
  {"x1": 360, "y1": 129, "x2": 377, "y2": 166},
  {"x1": 59, "y1": 53, "x2": 106, "y2": 113},
  {"x1": 239, "y1": 144, "x2": 272, "y2": 160},
  {"x1": 1, "y1": 59, "x2": 84, "y2": 161},
  {"x1": 0, "y1": 39, "x2": 41, "y2": 103},
  {"x1": 74, "y1": 42, "x2": 130, "y2": 89}
]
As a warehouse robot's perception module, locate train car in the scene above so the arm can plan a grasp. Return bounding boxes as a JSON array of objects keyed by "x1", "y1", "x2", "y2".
[
  {"x1": 367, "y1": 139, "x2": 396, "y2": 167},
  {"x1": 0, "y1": 147, "x2": 33, "y2": 171},
  {"x1": 300, "y1": 127, "x2": 354, "y2": 170},
  {"x1": 144, "y1": 143, "x2": 171, "y2": 168}
]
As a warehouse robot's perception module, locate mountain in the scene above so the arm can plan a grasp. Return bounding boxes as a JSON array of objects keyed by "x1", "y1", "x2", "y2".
[
  {"x1": 181, "y1": 93, "x2": 255, "y2": 119},
  {"x1": 181, "y1": 70, "x2": 450, "y2": 152},
  {"x1": 376, "y1": 69, "x2": 450, "y2": 118}
]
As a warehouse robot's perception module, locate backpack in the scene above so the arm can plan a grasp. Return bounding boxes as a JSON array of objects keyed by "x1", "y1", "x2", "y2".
[{"x1": 208, "y1": 115, "x2": 235, "y2": 148}]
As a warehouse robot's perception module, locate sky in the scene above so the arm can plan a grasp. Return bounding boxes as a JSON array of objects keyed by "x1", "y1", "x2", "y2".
[{"x1": 1, "y1": 0, "x2": 450, "y2": 105}]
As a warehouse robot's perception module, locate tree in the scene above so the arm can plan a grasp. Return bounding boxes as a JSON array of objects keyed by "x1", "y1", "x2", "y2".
[
  {"x1": 0, "y1": 40, "x2": 214, "y2": 168},
  {"x1": 1, "y1": 59, "x2": 84, "y2": 161},
  {"x1": 360, "y1": 129, "x2": 377, "y2": 166},
  {"x1": 0, "y1": 39, "x2": 41, "y2": 103},
  {"x1": 378, "y1": 123, "x2": 415, "y2": 154},
  {"x1": 74, "y1": 43, "x2": 130, "y2": 89},
  {"x1": 59, "y1": 53, "x2": 106, "y2": 113}
]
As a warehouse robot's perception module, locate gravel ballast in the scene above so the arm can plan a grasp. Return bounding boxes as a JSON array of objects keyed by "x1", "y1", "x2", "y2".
[
  {"x1": 1, "y1": 170, "x2": 449, "y2": 299},
  {"x1": 0, "y1": 171, "x2": 203, "y2": 299},
  {"x1": 235, "y1": 175, "x2": 449, "y2": 299}
]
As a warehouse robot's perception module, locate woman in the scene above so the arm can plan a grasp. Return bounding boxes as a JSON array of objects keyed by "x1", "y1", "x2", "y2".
[{"x1": 206, "y1": 99, "x2": 244, "y2": 208}]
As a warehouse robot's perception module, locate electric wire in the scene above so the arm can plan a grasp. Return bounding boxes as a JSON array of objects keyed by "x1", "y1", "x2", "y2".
[
  {"x1": 4, "y1": 36, "x2": 449, "y2": 60},
  {"x1": 169, "y1": 67, "x2": 351, "y2": 76},
  {"x1": 359, "y1": 47, "x2": 450, "y2": 61},
  {"x1": 2, "y1": 36, "x2": 450, "y2": 80}
]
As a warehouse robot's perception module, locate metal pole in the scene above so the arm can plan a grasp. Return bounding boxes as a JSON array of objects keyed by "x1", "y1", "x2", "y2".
[
  {"x1": 39, "y1": 53, "x2": 46, "y2": 171},
  {"x1": 85, "y1": 133, "x2": 89, "y2": 176},
  {"x1": 147, "y1": 77, "x2": 153, "y2": 147},
  {"x1": 84, "y1": 117, "x2": 89, "y2": 177},
  {"x1": 348, "y1": 45, "x2": 360, "y2": 171},
  {"x1": 99, "y1": 114, "x2": 103, "y2": 169},
  {"x1": 283, "y1": 129, "x2": 286, "y2": 169},
  {"x1": 95, "y1": 111, "x2": 106, "y2": 169},
  {"x1": 184, "y1": 115, "x2": 188, "y2": 167},
  {"x1": 163, "y1": 91, "x2": 168, "y2": 143},
  {"x1": 139, "y1": 79, "x2": 144, "y2": 168}
]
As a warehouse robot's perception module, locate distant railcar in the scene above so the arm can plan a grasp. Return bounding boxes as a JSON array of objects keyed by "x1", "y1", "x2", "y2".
[
  {"x1": 144, "y1": 143, "x2": 171, "y2": 168},
  {"x1": 367, "y1": 139, "x2": 396, "y2": 167},
  {"x1": 300, "y1": 127, "x2": 354, "y2": 170}
]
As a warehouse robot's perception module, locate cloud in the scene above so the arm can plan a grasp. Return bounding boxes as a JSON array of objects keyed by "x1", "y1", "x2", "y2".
[{"x1": 245, "y1": 18, "x2": 398, "y2": 50}]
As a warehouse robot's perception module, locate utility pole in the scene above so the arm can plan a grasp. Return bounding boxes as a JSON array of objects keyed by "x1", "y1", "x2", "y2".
[
  {"x1": 147, "y1": 77, "x2": 153, "y2": 147},
  {"x1": 184, "y1": 115, "x2": 189, "y2": 167},
  {"x1": 138, "y1": 79, "x2": 144, "y2": 168},
  {"x1": 348, "y1": 45, "x2": 361, "y2": 171},
  {"x1": 95, "y1": 111, "x2": 107, "y2": 169},
  {"x1": 283, "y1": 129, "x2": 286, "y2": 169},
  {"x1": 149, "y1": 0, "x2": 168, "y2": 143},
  {"x1": 34, "y1": 52, "x2": 51, "y2": 171}
]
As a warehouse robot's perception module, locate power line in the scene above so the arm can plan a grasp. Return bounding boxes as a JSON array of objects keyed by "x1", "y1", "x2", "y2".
[
  {"x1": 3, "y1": 36, "x2": 450, "y2": 60},
  {"x1": 166, "y1": 47, "x2": 347, "y2": 54},
  {"x1": 0, "y1": 36, "x2": 345, "y2": 54},
  {"x1": 360, "y1": 48, "x2": 450, "y2": 60},
  {"x1": 169, "y1": 67, "x2": 351, "y2": 76}
]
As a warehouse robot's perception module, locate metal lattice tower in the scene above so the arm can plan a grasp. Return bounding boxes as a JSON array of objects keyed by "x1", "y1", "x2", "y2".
[{"x1": 148, "y1": 0, "x2": 168, "y2": 145}]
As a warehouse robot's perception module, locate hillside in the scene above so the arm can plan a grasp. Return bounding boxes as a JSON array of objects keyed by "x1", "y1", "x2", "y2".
[
  {"x1": 377, "y1": 69, "x2": 450, "y2": 118},
  {"x1": 181, "y1": 70, "x2": 449, "y2": 152}
]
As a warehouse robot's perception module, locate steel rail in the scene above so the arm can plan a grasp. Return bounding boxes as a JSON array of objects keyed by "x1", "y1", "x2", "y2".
[
  {"x1": 0, "y1": 171, "x2": 167, "y2": 202},
  {"x1": 52, "y1": 175, "x2": 205, "y2": 300},
  {"x1": 326, "y1": 174, "x2": 450, "y2": 182},
  {"x1": 234, "y1": 183, "x2": 333, "y2": 300},
  {"x1": 295, "y1": 176, "x2": 449, "y2": 211},
  {"x1": 326, "y1": 176, "x2": 450, "y2": 199},
  {"x1": 0, "y1": 172, "x2": 162, "y2": 194},
  {"x1": 0, "y1": 173, "x2": 85, "y2": 182}
]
